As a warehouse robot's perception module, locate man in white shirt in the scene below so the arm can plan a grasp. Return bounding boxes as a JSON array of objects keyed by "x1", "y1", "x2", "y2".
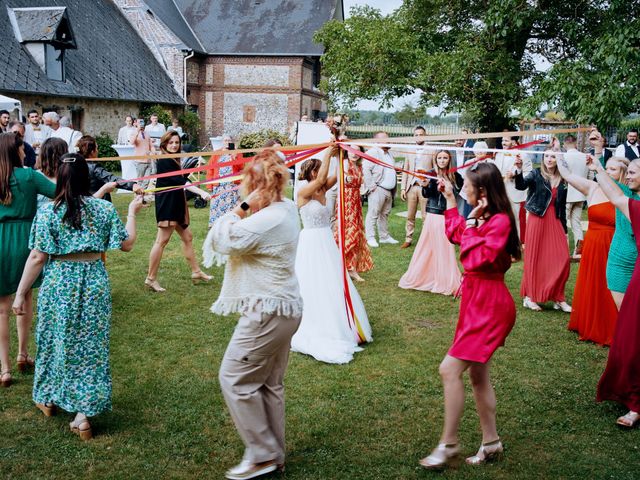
[
  {"x1": 400, "y1": 126, "x2": 432, "y2": 248},
  {"x1": 363, "y1": 131, "x2": 399, "y2": 247},
  {"x1": 0, "y1": 110, "x2": 10, "y2": 133},
  {"x1": 144, "y1": 114, "x2": 166, "y2": 149},
  {"x1": 42, "y1": 111, "x2": 60, "y2": 131},
  {"x1": 24, "y1": 110, "x2": 51, "y2": 155},
  {"x1": 614, "y1": 129, "x2": 639, "y2": 160},
  {"x1": 563, "y1": 134, "x2": 589, "y2": 257},
  {"x1": 490, "y1": 135, "x2": 532, "y2": 236},
  {"x1": 117, "y1": 115, "x2": 137, "y2": 145},
  {"x1": 50, "y1": 115, "x2": 82, "y2": 153}
]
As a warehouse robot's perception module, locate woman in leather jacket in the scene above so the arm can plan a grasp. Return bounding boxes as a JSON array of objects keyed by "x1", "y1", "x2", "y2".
[
  {"x1": 398, "y1": 150, "x2": 463, "y2": 295},
  {"x1": 77, "y1": 135, "x2": 143, "y2": 202},
  {"x1": 514, "y1": 150, "x2": 571, "y2": 312}
]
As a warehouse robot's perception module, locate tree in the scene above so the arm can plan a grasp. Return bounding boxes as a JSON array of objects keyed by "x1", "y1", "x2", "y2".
[{"x1": 315, "y1": 1, "x2": 640, "y2": 132}]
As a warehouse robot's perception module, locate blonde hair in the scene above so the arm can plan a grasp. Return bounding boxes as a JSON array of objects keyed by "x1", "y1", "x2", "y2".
[
  {"x1": 241, "y1": 149, "x2": 289, "y2": 203},
  {"x1": 541, "y1": 150, "x2": 562, "y2": 187},
  {"x1": 606, "y1": 156, "x2": 629, "y2": 184}
]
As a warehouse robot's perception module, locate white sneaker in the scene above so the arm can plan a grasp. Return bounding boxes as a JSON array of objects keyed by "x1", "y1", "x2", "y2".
[
  {"x1": 523, "y1": 297, "x2": 542, "y2": 311},
  {"x1": 553, "y1": 301, "x2": 572, "y2": 313},
  {"x1": 225, "y1": 459, "x2": 278, "y2": 480},
  {"x1": 367, "y1": 238, "x2": 379, "y2": 248},
  {"x1": 379, "y1": 236, "x2": 399, "y2": 244}
]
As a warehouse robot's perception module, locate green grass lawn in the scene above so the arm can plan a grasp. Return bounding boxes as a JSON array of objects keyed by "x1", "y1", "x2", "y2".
[{"x1": 1, "y1": 193, "x2": 638, "y2": 479}]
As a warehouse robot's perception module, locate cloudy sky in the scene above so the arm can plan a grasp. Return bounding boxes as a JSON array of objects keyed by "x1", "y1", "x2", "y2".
[{"x1": 341, "y1": 0, "x2": 427, "y2": 112}]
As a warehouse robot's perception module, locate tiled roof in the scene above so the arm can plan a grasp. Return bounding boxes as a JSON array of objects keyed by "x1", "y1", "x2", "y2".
[
  {"x1": 9, "y1": 6, "x2": 67, "y2": 42},
  {"x1": 147, "y1": 0, "x2": 342, "y2": 56},
  {"x1": 143, "y1": 0, "x2": 205, "y2": 54},
  {"x1": 1, "y1": 0, "x2": 184, "y2": 104}
]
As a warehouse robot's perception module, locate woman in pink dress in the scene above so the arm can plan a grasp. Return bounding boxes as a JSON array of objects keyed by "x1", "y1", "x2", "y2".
[
  {"x1": 420, "y1": 162, "x2": 521, "y2": 470},
  {"x1": 592, "y1": 157, "x2": 640, "y2": 428},
  {"x1": 399, "y1": 150, "x2": 462, "y2": 295}
]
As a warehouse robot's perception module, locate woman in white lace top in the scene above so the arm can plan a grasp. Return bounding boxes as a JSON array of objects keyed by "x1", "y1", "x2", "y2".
[{"x1": 203, "y1": 149, "x2": 302, "y2": 480}]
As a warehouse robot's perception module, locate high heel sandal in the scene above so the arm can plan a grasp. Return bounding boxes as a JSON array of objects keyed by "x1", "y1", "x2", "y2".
[
  {"x1": 616, "y1": 411, "x2": 640, "y2": 428},
  {"x1": 191, "y1": 271, "x2": 212, "y2": 285},
  {"x1": 16, "y1": 353, "x2": 35, "y2": 373},
  {"x1": 36, "y1": 402, "x2": 57, "y2": 417},
  {"x1": 0, "y1": 370, "x2": 12, "y2": 388},
  {"x1": 466, "y1": 439, "x2": 503, "y2": 465},
  {"x1": 348, "y1": 270, "x2": 365, "y2": 282},
  {"x1": 419, "y1": 443, "x2": 460, "y2": 470},
  {"x1": 70, "y1": 417, "x2": 93, "y2": 441},
  {"x1": 144, "y1": 277, "x2": 166, "y2": 292}
]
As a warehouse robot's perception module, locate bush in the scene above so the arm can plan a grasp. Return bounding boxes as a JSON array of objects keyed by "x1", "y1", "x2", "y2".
[
  {"x1": 237, "y1": 129, "x2": 290, "y2": 156},
  {"x1": 178, "y1": 110, "x2": 201, "y2": 148},
  {"x1": 139, "y1": 104, "x2": 172, "y2": 128},
  {"x1": 95, "y1": 133, "x2": 121, "y2": 172},
  {"x1": 617, "y1": 118, "x2": 640, "y2": 141}
]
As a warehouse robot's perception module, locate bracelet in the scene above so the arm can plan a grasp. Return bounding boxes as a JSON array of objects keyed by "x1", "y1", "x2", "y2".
[{"x1": 466, "y1": 217, "x2": 479, "y2": 227}]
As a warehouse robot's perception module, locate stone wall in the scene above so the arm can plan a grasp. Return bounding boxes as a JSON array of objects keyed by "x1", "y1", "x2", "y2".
[
  {"x1": 10, "y1": 94, "x2": 179, "y2": 141},
  {"x1": 223, "y1": 93, "x2": 289, "y2": 137}
]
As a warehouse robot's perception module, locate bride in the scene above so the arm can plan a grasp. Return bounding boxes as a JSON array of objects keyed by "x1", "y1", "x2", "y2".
[{"x1": 291, "y1": 147, "x2": 373, "y2": 364}]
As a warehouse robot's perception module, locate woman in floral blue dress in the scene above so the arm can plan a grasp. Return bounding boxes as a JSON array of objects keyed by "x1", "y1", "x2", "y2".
[
  {"x1": 12, "y1": 153, "x2": 144, "y2": 440},
  {"x1": 208, "y1": 153, "x2": 240, "y2": 228}
]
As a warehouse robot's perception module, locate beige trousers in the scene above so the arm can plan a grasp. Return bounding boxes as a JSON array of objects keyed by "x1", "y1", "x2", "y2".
[
  {"x1": 219, "y1": 309, "x2": 301, "y2": 464},
  {"x1": 365, "y1": 187, "x2": 393, "y2": 240},
  {"x1": 404, "y1": 184, "x2": 427, "y2": 242},
  {"x1": 566, "y1": 201, "x2": 584, "y2": 245}
]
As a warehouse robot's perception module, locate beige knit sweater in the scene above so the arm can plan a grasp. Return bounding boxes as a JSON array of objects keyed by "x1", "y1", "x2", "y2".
[{"x1": 203, "y1": 199, "x2": 303, "y2": 317}]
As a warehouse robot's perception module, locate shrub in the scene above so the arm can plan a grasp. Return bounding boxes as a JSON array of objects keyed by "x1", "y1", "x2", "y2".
[
  {"x1": 139, "y1": 104, "x2": 172, "y2": 127},
  {"x1": 178, "y1": 110, "x2": 201, "y2": 148},
  {"x1": 95, "y1": 133, "x2": 121, "y2": 172},
  {"x1": 237, "y1": 129, "x2": 289, "y2": 156}
]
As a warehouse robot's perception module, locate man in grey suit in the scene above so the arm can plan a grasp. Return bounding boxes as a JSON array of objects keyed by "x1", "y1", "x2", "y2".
[{"x1": 364, "y1": 131, "x2": 399, "y2": 247}]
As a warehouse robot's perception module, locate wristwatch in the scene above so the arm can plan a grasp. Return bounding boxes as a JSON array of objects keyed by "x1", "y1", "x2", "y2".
[{"x1": 240, "y1": 201, "x2": 250, "y2": 211}]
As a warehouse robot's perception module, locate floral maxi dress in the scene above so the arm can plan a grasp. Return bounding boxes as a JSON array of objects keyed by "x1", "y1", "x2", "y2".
[{"x1": 30, "y1": 197, "x2": 128, "y2": 416}]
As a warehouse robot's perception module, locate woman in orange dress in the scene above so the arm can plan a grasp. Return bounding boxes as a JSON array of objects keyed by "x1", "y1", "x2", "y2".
[
  {"x1": 558, "y1": 157, "x2": 628, "y2": 345},
  {"x1": 334, "y1": 147, "x2": 373, "y2": 282}
]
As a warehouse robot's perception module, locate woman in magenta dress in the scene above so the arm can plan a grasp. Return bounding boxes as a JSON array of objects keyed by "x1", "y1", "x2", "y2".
[
  {"x1": 514, "y1": 151, "x2": 571, "y2": 312},
  {"x1": 420, "y1": 162, "x2": 521, "y2": 470},
  {"x1": 592, "y1": 157, "x2": 640, "y2": 428}
]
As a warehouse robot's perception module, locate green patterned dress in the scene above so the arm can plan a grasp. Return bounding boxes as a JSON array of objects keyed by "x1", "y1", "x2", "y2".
[
  {"x1": 606, "y1": 182, "x2": 640, "y2": 293},
  {"x1": 30, "y1": 197, "x2": 128, "y2": 416}
]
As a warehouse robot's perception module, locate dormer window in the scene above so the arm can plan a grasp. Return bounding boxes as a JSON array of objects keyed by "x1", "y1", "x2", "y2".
[{"x1": 8, "y1": 7, "x2": 77, "y2": 82}]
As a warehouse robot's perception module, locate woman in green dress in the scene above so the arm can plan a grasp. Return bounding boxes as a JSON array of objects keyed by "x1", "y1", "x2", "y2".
[
  {"x1": 12, "y1": 153, "x2": 144, "y2": 440},
  {"x1": 0, "y1": 132, "x2": 56, "y2": 387}
]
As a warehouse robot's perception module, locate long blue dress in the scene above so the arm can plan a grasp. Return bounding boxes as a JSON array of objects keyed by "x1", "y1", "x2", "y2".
[{"x1": 30, "y1": 197, "x2": 128, "y2": 416}]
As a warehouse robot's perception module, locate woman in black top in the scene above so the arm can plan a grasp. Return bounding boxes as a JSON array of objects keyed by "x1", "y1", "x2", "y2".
[
  {"x1": 398, "y1": 150, "x2": 464, "y2": 295},
  {"x1": 145, "y1": 131, "x2": 211, "y2": 292},
  {"x1": 77, "y1": 136, "x2": 143, "y2": 202}
]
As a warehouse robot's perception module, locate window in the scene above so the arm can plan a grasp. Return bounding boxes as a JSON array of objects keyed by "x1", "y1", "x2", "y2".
[
  {"x1": 45, "y1": 44, "x2": 64, "y2": 81},
  {"x1": 243, "y1": 105, "x2": 256, "y2": 123}
]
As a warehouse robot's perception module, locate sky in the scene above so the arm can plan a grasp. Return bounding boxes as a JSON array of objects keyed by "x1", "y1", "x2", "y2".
[{"x1": 341, "y1": 0, "x2": 431, "y2": 113}]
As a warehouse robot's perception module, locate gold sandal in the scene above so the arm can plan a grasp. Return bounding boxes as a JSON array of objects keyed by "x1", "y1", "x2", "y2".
[
  {"x1": 144, "y1": 277, "x2": 166, "y2": 292},
  {"x1": 419, "y1": 443, "x2": 460, "y2": 470},
  {"x1": 191, "y1": 271, "x2": 212, "y2": 285},
  {"x1": 466, "y1": 439, "x2": 503, "y2": 465}
]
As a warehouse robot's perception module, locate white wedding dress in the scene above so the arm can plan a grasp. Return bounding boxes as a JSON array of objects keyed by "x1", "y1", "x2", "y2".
[{"x1": 291, "y1": 199, "x2": 372, "y2": 364}]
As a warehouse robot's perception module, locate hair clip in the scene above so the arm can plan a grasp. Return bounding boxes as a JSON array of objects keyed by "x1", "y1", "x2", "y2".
[{"x1": 62, "y1": 155, "x2": 78, "y2": 163}]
